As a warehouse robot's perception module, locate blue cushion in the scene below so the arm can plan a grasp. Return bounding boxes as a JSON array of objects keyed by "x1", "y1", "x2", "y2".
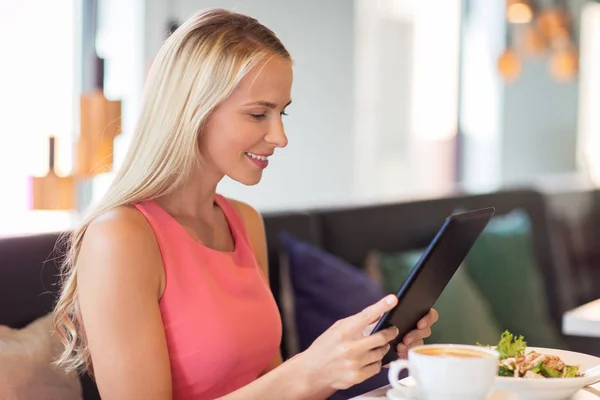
[{"x1": 279, "y1": 232, "x2": 391, "y2": 400}]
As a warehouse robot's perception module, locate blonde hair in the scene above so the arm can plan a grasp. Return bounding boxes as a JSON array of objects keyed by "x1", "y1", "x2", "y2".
[{"x1": 52, "y1": 8, "x2": 291, "y2": 375}]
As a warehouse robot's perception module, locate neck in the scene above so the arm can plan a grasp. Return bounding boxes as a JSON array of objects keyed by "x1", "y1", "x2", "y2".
[{"x1": 155, "y1": 169, "x2": 223, "y2": 220}]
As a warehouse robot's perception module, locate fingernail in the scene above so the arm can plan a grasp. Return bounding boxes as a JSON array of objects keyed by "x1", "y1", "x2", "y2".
[
  {"x1": 418, "y1": 321, "x2": 426, "y2": 329},
  {"x1": 404, "y1": 335, "x2": 412, "y2": 345},
  {"x1": 394, "y1": 327, "x2": 400, "y2": 336},
  {"x1": 386, "y1": 295, "x2": 395, "y2": 305}
]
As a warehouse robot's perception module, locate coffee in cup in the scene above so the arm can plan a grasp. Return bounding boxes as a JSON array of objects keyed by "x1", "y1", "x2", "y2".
[{"x1": 388, "y1": 344, "x2": 499, "y2": 400}]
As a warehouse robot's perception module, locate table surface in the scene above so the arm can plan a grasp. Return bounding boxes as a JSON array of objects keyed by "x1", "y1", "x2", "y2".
[
  {"x1": 563, "y1": 299, "x2": 600, "y2": 338},
  {"x1": 351, "y1": 382, "x2": 600, "y2": 399}
]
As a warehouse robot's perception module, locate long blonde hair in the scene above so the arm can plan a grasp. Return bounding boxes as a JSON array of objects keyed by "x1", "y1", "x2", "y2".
[{"x1": 52, "y1": 8, "x2": 291, "y2": 375}]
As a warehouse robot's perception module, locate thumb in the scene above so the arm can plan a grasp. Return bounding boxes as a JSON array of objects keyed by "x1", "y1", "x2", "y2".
[{"x1": 353, "y1": 294, "x2": 398, "y2": 331}]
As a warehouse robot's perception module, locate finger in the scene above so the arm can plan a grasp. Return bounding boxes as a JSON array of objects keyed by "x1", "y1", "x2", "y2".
[
  {"x1": 396, "y1": 340, "x2": 423, "y2": 359},
  {"x1": 397, "y1": 343, "x2": 408, "y2": 353},
  {"x1": 360, "y1": 359, "x2": 383, "y2": 382},
  {"x1": 417, "y1": 308, "x2": 439, "y2": 329},
  {"x1": 360, "y1": 343, "x2": 390, "y2": 367},
  {"x1": 403, "y1": 327, "x2": 431, "y2": 345},
  {"x1": 399, "y1": 338, "x2": 424, "y2": 350},
  {"x1": 360, "y1": 325, "x2": 399, "y2": 351},
  {"x1": 351, "y1": 295, "x2": 397, "y2": 331}
]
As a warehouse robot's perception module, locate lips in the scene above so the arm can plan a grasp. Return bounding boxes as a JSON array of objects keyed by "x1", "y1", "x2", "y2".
[
  {"x1": 245, "y1": 152, "x2": 271, "y2": 169},
  {"x1": 245, "y1": 152, "x2": 270, "y2": 161}
]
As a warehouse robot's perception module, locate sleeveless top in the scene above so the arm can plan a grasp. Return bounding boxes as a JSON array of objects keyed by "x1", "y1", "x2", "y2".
[{"x1": 133, "y1": 195, "x2": 282, "y2": 400}]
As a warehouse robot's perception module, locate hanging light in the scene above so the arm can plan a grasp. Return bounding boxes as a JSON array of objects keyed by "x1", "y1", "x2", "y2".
[
  {"x1": 549, "y1": 25, "x2": 571, "y2": 49},
  {"x1": 498, "y1": 48, "x2": 522, "y2": 83},
  {"x1": 549, "y1": 47, "x2": 579, "y2": 82},
  {"x1": 498, "y1": 16, "x2": 521, "y2": 83},
  {"x1": 507, "y1": 0, "x2": 534, "y2": 24},
  {"x1": 536, "y1": 7, "x2": 569, "y2": 39},
  {"x1": 517, "y1": 25, "x2": 548, "y2": 57}
]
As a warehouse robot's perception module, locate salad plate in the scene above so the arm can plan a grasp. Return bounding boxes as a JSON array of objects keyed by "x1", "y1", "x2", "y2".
[{"x1": 481, "y1": 331, "x2": 600, "y2": 400}]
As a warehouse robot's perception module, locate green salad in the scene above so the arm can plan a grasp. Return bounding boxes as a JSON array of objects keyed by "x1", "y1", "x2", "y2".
[{"x1": 478, "y1": 330, "x2": 583, "y2": 378}]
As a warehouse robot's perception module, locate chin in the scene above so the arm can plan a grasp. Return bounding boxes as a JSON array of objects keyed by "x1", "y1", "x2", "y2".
[{"x1": 230, "y1": 172, "x2": 263, "y2": 186}]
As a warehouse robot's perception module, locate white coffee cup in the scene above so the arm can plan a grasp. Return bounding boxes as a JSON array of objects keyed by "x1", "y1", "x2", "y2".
[{"x1": 388, "y1": 344, "x2": 499, "y2": 400}]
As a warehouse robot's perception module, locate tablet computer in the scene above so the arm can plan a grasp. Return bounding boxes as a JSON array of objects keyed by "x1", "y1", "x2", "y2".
[{"x1": 370, "y1": 207, "x2": 496, "y2": 366}]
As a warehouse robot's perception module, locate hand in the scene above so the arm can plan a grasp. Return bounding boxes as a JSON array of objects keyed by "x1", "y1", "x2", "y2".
[
  {"x1": 395, "y1": 308, "x2": 439, "y2": 359},
  {"x1": 298, "y1": 295, "x2": 400, "y2": 391}
]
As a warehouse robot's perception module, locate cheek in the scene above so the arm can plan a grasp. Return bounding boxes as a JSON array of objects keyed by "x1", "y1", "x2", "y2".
[
  {"x1": 201, "y1": 114, "x2": 265, "y2": 159},
  {"x1": 221, "y1": 126, "x2": 264, "y2": 154}
]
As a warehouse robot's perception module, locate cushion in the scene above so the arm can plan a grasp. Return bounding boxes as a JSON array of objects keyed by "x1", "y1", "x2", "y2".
[
  {"x1": 278, "y1": 232, "x2": 391, "y2": 400},
  {"x1": 279, "y1": 232, "x2": 387, "y2": 352},
  {"x1": 365, "y1": 250, "x2": 503, "y2": 346},
  {"x1": 464, "y1": 210, "x2": 565, "y2": 348},
  {"x1": 0, "y1": 314, "x2": 82, "y2": 400},
  {"x1": 278, "y1": 251, "x2": 300, "y2": 357}
]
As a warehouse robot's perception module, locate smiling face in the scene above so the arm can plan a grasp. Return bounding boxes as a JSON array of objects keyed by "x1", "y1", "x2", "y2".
[{"x1": 197, "y1": 56, "x2": 293, "y2": 186}]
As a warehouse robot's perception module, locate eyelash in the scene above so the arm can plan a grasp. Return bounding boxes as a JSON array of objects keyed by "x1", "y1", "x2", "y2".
[{"x1": 251, "y1": 111, "x2": 289, "y2": 120}]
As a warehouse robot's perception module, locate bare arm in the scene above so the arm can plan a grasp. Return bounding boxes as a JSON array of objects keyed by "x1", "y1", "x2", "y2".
[
  {"x1": 76, "y1": 207, "x2": 172, "y2": 400},
  {"x1": 215, "y1": 355, "x2": 330, "y2": 400}
]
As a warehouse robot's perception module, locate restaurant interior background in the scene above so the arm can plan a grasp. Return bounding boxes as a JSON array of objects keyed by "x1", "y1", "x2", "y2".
[
  {"x1": 0, "y1": 0, "x2": 598, "y2": 233},
  {"x1": 2, "y1": 2, "x2": 600, "y2": 398}
]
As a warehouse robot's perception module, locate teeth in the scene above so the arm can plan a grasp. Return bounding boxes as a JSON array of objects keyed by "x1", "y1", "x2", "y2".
[{"x1": 246, "y1": 152, "x2": 268, "y2": 161}]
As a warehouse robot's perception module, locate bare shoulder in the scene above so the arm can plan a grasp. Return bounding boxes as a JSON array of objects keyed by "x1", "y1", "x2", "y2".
[
  {"x1": 227, "y1": 198, "x2": 265, "y2": 231},
  {"x1": 78, "y1": 205, "x2": 163, "y2": 297},
  {"x1": 86, "y1": 205, "x2": 154, "y2": 240}
]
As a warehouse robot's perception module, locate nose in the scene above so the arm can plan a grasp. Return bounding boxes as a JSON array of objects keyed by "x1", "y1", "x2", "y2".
[{"x1": 264, "y1": 118, "x2": 288, "y2": 148}]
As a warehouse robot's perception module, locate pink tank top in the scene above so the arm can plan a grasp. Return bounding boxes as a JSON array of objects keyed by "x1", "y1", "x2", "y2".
[{"x1": 133, "y1": 195, "x2": 282, "y2": 400}]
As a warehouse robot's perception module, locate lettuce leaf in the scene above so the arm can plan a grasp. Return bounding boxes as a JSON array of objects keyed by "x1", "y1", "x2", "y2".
[
  {"x1": 498, "y1": 366, "x2": 514, "y2": 377},
  {"x1": 540, "y1": 363, "x2": 562, "y2": 378},
  {"x1": 564, "y1": 365, "x2": 580, "y2": 378},
  {"x1": 496, "y1": 330, "x2": 527, "y2": 360}
]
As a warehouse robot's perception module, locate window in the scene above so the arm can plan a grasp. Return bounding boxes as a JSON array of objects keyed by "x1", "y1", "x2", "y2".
[
  {"x1": 354, "y1": 0, "x2": 461, "y2": 198},
  {"x1": 0, "y1": 1, "x2": 78, "y2": 235},
  {"x1": 578, "y1": 2, "x2": 600, "y2": 184}
]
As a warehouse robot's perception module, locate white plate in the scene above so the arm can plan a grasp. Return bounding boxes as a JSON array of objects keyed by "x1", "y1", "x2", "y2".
[{"x1": 492, "y1": 347, "x2": 600, "y2": 400}]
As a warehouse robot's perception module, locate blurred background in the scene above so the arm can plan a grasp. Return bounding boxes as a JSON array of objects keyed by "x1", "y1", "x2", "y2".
[{"x1": 0, "y1": 0, "x2": 599, "y2": 234}]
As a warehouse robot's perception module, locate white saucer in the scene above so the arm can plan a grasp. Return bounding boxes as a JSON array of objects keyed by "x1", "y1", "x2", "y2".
[
  {"x1": 386, "y1": 377, "x2": 421, "y2": 400},
  {"x1": 386, "y1": 383, "x2": 518, "y2": 400},
  {"x1": 385, "y1": 387, "x2": 421, "y2": 400}
]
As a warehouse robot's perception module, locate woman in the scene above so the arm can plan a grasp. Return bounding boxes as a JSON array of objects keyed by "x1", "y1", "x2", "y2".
[{"x1": 53, "y1": 8, "x2": 438, "y2": 400}]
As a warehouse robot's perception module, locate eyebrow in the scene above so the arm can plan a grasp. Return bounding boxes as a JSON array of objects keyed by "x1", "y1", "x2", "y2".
[{"x1": 244, "y1": 100, "x2": 292, "y2": 109}]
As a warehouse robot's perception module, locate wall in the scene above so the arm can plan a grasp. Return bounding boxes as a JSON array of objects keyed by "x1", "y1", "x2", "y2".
[
  {"x1": 502, "y1": 59, "x2": 580, "y2": 184},
  {"x1": 353, "y1": 0, "x2": 461, "y2": 204}
]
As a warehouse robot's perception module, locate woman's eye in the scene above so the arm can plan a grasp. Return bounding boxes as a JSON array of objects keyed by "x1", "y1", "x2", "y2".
[{"x1": 251, "y1": 114, "x2": 266, "y2": 120}]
